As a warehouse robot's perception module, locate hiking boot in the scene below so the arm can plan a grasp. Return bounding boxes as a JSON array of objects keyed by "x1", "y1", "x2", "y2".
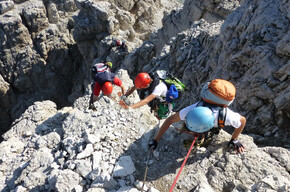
[
  {"x1": 196, "y1": 134, "x2": 205, "y2": 147},
  {"x1": 88, "y1": 104, "x2": 97, "y2": 111}
]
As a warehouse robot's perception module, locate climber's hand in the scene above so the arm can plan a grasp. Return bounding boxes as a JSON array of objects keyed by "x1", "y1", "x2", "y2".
[
  {"x1": 228, "y1": 139, "x2": 245, "y2": 154},
  {"x1": 119, "y1": 100, "x2": 130, "y2": 109}
]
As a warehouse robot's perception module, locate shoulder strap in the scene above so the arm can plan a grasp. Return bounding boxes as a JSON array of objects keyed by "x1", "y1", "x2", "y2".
[
  {"x1": 218, "y1": 107, "x2": 227, "y2": 128},
  {"x1": 161, "y1": 79, "x2": 174, "y2": 90},
  {"x1": 197, "y1": 100, "x2": 214, "y2": 111},
  {"x1": 147, "y1": 72, "x2": 160, "y2": 93},
  {"x1": 196, "y1": 100, "x2": 204, "y2": 107}
]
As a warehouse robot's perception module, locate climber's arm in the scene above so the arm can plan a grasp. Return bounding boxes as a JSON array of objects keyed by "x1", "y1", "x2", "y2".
[
  {"x1": 154, "y1": 112, "x2": 181, "y2": 141},
  {"x1": 125, "y1": 85, "x2": 137, "y2": 97},
  {"x1": 120, "y1": 84, "x2": 126, "y2": 96},
  {"x1": 228, "y1": 115, "x2": 246, "y2": 153},
  {"x1": 231, "y1": 115, "x2": 246, "y2": 140},
  {"x1": 130, "y1": 94, "x2": 156, "y2": 109}
]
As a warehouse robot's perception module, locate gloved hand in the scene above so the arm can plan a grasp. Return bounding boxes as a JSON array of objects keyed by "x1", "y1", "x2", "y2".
[
  {"x1": 228, "y1": 139, "x2": 245, "y2": 153},
  {"x1": 148, "y1": 139, "x2": 158, "y2": 150},
  {"x1": 120, "y1": 95, "x2": 126, "y2": 100}
]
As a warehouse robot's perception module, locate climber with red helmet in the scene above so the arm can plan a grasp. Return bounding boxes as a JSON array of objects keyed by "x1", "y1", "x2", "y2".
[
  {"x1": 89, "y1": 61, "x2": 126, "y2": 110},
  {"x1": 119, "y1": 72, "x2": 178, "y2": 114},
  {"x1": 148, "y1": 79, "x2": 246, "y2": 154},
  {"x1": 135, "y1": 73, "x2": 152, "y2": 89},
  {"x1": 114, "y1": 39, "x2": 127, "y2": 51}
]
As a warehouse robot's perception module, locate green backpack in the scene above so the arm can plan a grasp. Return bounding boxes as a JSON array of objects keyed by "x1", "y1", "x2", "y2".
[
  {"x1": 155, "y1": 102, "x2": 175, "y2": 119},
  {"x1": 156, "y1": 70, "x2": 187, "y2": 92}
]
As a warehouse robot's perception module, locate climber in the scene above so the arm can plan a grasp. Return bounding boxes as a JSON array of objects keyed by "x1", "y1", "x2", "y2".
[
  {"x1": 119, "y1": 72, "x2": 178, "y2": 119},
  {"x1": 114, "y1": 39, "x2": 127, "y2": 51},
  {"x1": 148, "y1": 79, "x2": 246, "y2": 154},
  {"x1": 89, "y1": 61, "x2": 126, "y2": 109}
]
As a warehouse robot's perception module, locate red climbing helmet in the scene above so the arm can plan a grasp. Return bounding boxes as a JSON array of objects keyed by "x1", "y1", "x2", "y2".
[
  {"x1": 134, "y1": 73, "x2": 151, "y2": 89},
  {"x1": 102, "y1": 82, "x2": 113, "y2": 95}
]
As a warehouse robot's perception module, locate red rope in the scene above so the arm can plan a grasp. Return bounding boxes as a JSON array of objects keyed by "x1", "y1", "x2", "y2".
[{"x1": 169, "y1": 135, "x2": 199, "y2": 192}]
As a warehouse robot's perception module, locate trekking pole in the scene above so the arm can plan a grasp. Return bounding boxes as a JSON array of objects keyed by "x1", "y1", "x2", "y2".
[
  {"x1": 141, "y1": 149, "x2": 152, "y2": 192},
  {"x1": 169, "y1": 134, "x2": 199, "y2": 192}
]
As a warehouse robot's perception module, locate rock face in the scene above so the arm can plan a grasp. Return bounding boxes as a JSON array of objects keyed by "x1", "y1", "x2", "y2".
[
  {"x1": 0, "y1": 0, "x2": 289, "y2": 191},
  {"x1": 0, "y1": 70, "x2": 289, "y2": 191},
  {"x1": 0, "y1": 0, "x2": 178, "y2": 136},
  {"x1": 150, "y1": 0, "x2": 242, "y2": 54},
  {"x1": 0, "y1": 0, "x2": 80, "y2": 135},
  {"x1": 123, "y1": 0, "x2": 290, "y2": 146}
]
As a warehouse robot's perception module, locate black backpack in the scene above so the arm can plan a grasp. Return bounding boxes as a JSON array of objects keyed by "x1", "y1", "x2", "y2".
[
  {"x1": 139, "y1": 70, "x2": 187, "y2": 99},
  {"x1": 94, "y1": 71, "x2": 115, "y2": 85}
]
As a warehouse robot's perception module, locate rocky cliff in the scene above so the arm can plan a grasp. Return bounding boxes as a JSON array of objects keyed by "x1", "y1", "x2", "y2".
[
  {"x1": 0, "y1": 0, "x2": 179, "y2": 135},
  {"x1": 0, "y1": 0, "x2": 289, "y2": 191},
  {"x1": 122, "y1": 0, "x2": 290, "y2": 147},
  {"x1": 1, "y1": 70, "x2": 289, "y2": 191}
]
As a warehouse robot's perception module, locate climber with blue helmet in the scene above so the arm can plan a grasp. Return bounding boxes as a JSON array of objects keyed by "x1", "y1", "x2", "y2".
[{"x1": 148, "y1": 79, "x2": 246, "y2": 154}]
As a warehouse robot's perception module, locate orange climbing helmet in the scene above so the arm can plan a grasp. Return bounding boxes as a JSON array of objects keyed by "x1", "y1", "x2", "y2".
[
  {"x1": 134, "y1": 73, "x2": 151, "y2": 89},
  {"x1": 102, "y1": 82, "x2": 113, "y2": 95}
]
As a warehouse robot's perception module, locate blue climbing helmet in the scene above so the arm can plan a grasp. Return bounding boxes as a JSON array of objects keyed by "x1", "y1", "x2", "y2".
[{"x1": 185, "y1": 107, "x2": 215, "y2": 133}]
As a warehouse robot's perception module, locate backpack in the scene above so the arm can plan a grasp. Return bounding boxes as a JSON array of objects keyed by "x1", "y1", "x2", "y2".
[
  {"x1": 91, "y1": 62, "x2": 111, "y2": 79},
  {"x1": 156, "y1": 70, "x2": 186, "y2": 92},
  {"x1": 139, "y1": 70, "x2": 186, "y2": 119},
  {"x1": 94, "y1": 71, "x2": 115, "y2": 85},
  {"x1": 154, "y1": 102, "x2": 175, "y2": 119}
]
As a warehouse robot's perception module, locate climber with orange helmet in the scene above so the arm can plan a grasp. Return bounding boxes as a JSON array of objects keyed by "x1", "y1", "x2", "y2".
[
  {"x1": 148, "y1": 79, "x2": 246, "y2": 154},
  {"x1": 89, "y1": 61, "x2": 126, "y2": 110},
  {"x1": 119, "y1": 72, "x2": 177, "y2": 112}
]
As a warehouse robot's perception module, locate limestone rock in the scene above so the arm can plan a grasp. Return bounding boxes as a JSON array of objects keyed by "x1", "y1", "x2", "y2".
[
  {"x1": 22, "y1": 1, "x2": 49, "y2": 33},
  {"x1": 0, "y1": 0, "x2": 289, "y2": 191},
  {"x1": 113, "y1": 156, "x2": 136, "y2": 177},
  {"x1": 0, "y1": 0, "x2": 14, "y2": 14},
  {"x1": 125, "y1": 0, "x2": 290, "y2": 146},
  {"x1": 48, "y1": 169, "x2": 82, "y2": 191}
]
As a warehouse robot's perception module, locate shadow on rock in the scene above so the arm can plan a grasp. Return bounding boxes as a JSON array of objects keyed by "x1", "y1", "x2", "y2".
[{"x1": 117, "y1": 121, "x2": 230, "y2": 190}]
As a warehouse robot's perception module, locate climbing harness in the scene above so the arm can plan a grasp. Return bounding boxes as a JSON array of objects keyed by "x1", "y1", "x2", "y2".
[
  {"x1": 169, "y1": 134, "x2": 199, "y2": 192},
  {"x1": 141, "y1": 149, "x2": 152, "y2": 192},
  {"x1": 175, "y1": 127, "x2": 197, "y2": 136},
  {"x1": 176, "y1": 125, "x2": 221, "y2": 148}
]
